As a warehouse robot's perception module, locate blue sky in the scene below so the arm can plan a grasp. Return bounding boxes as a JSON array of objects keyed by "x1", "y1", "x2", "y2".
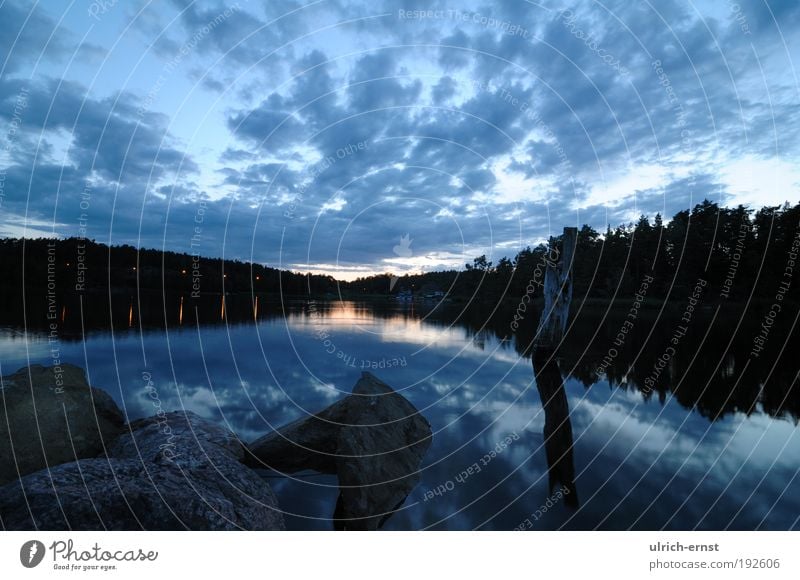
[{"x1": 1, "y1": 0, "x2": 798, "y2": 279}]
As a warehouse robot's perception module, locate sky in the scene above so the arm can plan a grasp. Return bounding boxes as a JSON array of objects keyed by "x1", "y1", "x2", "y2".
[{"x1": 0, "y1": 0, "x2": 798, "y2": 280}]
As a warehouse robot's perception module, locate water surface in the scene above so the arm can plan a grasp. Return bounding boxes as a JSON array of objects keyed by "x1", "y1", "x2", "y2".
[{"x1": 2, "y1": 297, "x2": 798, "y2": 530}]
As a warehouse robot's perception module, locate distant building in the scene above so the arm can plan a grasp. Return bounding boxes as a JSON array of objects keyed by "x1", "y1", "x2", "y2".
[
  {"x1": 420, "y1": 283, "x2": 444, "y2": 301},
  {"x1": 395, "y1": 289, "x2": 413, "y2": 302}
]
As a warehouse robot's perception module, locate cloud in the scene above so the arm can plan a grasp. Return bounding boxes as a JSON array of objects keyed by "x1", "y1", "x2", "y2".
[
  {"x1": 0, "y1": 3, "x2": 71, "y2": 75},
  {"x1": 719, "y1": 155, "x2": 800, "y2": 208}
]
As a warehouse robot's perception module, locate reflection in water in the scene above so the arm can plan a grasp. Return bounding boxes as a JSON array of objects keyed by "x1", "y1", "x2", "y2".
[
  {"x1": 532, "y1": 350, "x2": 579, "y2": 507},
  {"x1": 2, "y1": 294, "x2": 799, "y2": 529},
  {"x1": 6, "y1": 291, "x2": 800, "y2": 422}
]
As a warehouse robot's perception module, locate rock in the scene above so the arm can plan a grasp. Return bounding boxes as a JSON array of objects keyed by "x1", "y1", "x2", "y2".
[
  {"x1": 109, "y1": 411, "x2": 246, "y2": 461},
  {"x1": 0, "y1": 411, "x2": 285, "y2": 530},
  {"x1": 0, "y1": 364, "x2": 124, "y2": 485},
  {"x1": 245, "y1": 391, "x2": 354, "y2": 474},
  {"x1": 247, "y1": 372, "x2": 432, "y2": 530},
  {"x1": 333, "y1": 399, "x2": 431, "y2": 530}
]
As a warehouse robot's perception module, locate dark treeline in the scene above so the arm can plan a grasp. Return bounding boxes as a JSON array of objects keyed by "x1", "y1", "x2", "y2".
[
  {"x1": 1, "y1": 199, "x2": 798, "y2": 309},
  {"x1": 345, "y1": 199, "x2": 800, "y2": 304},
  {"x1": 0, "y1": 237, "x2": 343, "y2": 333},
  {"x1": 0, "y1": 237, "x2": 339, "y2": 297}
]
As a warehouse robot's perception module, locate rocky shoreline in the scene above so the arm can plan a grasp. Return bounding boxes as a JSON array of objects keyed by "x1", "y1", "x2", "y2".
[{"x1": 0, "y1": 364, "x2": 431, "y2": 530}]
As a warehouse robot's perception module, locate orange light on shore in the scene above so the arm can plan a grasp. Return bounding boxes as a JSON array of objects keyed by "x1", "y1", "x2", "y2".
[
  {"x1": 128, "y1": 303, "x2": 133, "y2": 327},
  {"x1": 179, "y1": 296, "x2": 184, "y2": 325},
  {"x1": 220, "y1": 295, "x2": 226, "y2": 320},
  {"x1": 254, "y1": 296, "x2": 259, "y2": 320}
]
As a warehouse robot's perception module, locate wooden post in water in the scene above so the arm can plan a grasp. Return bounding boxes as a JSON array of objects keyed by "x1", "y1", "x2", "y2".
[
  {"x1": 531, "y1": 226, "x2": 580, "y2": 506},
  {"x1": 534, "y1": 226, "x2": 577, "y2": 352}
]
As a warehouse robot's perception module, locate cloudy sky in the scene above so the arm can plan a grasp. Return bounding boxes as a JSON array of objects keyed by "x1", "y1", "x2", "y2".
[{"x1": 1, "y1": 0, "x2": 798, "y2": 279}]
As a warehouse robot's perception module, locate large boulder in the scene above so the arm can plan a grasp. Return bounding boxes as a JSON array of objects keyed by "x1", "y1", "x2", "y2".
[
  {"x1": 247, "y1": 372, "x2": 432, "y2": 530},
  {"x1": 0, "y1": 364, "x2": 124, "y2": 485},
  {"x1": 0, "y1": 411, "x2": 284, "y2": 530}
]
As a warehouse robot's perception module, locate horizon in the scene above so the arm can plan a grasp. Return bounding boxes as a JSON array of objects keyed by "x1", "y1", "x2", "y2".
[{"x1": 3, "y1": 195, "x2": 796, "y2": 282}]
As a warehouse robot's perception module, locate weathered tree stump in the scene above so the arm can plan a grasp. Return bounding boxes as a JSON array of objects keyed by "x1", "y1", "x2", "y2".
[{"x1": 534, "y1": 226, "x2": 578, "y2": 352}]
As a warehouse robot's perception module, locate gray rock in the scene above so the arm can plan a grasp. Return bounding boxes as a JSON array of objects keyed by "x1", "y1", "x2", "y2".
[
  {"x1": 0, "y1": 412, "x2": 284, "y2": 530},
  {"x1": 245, "y1": 390, "x2": 354, "y2": 475},
  {"x1": 0, "y1": 364, "x2": 124, "y2": 485},
  {"x1": 247, "y1": 372, "x2": 432, "y2": 530}
]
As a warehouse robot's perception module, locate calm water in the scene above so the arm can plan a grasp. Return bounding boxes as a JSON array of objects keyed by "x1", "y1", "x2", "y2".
[{"x1": 2, "y1": 297, "x2": 799, "y2": 530}]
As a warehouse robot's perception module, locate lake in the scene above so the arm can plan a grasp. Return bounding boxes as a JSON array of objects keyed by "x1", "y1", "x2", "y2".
[{"x1": 2, "y1": 295, "x2": 799, "y2": 530}]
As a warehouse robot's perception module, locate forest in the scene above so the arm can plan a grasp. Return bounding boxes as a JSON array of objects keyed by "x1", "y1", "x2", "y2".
[
  {"x1": 1, "y1": 199, "x2": 798, "y2": 305},
  {"x1": 0, "y1": 236, "x2": 340, "y2": 297},
  {"x1": 349, "y1": 199, "x2": 800, "y2": 304}
]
